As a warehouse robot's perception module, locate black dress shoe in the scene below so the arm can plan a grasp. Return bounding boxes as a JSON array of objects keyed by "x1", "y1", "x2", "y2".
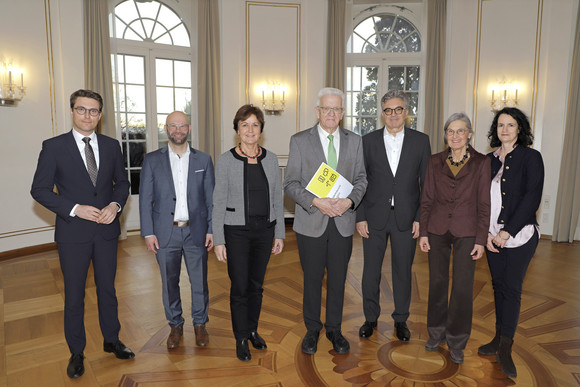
[
  {"x1": 326, "y1": 330, "x2": 350, "y2": 354},
  {"x1": 236, "y1": 338, "x2": 251, "y2": 361},
  {"x1": 301, "y1": 330, "x2": 319, "y2": 354},
  {"x1": 67, "y1": 353, "x2": 85, "y2": 379},
  {"x1": 104, "y1": 340, "x2": 135, "y2": 359},
  {"x1": 395, "y1": 322, "x2": 411, "y2": 342},
  {"x1": 249, "y1": 331, "x2": 267, "y2": 350},
  {"x1": 359, "y1": 321, "x2": 377, "y2": 338}
]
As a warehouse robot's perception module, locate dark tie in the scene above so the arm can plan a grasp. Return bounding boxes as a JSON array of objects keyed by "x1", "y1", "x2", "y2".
[{"x1": 82, "y1": 137, "x2": 98, "y2": 186}]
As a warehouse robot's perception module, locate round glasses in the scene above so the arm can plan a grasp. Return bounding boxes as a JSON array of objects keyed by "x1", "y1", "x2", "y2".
[
  {"x1": 73, "y1": 106, "x2": 101, "y2": 117},
  {"x1": 382, "y1": 106, "x2": 405, "y2": 116}
]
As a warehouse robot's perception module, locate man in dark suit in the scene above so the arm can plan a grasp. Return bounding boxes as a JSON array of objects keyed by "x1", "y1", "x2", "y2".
[
  {"x1": 284, "y1": 87, "x2": 367, "y2": 355},
  {"x1": 31, "y1": 89, "x2": 133, "y2": 379},
  {"x1": 356, "y1": 90, "x2": 431, "y2": 342},
  {"x1": 139, "y1": 111, "x2": 214, "y2": 349}
]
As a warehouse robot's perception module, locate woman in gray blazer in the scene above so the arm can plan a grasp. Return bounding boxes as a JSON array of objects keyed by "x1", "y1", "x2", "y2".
[{"x1": 212, "y1": 105, "x2": 285, "y2": 361}]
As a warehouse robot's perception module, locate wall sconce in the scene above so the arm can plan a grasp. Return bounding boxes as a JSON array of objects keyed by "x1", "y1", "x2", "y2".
[
  {"x1": 260, "y1": 81, "x2": 286, "y2": 115},
  {"x1": 489, "y1": 82, "x2": 519, "y2": 114},
  {"x1": 0, "y1": 61, "x2": 26, "y2": 106}
]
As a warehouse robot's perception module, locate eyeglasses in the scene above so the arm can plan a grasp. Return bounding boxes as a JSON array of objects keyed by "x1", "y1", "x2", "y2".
[
  {"x1": 318, "y1": 106, "x2": 344, "y2": 115},
  {"x1": 446, "y1": 128, "x2": 468, "y2": 136},
  {"x1": 382, "y1": 106, "x2": 405, "y2": 116},
  {"x1": 167, "y1": 124, "x2": 189, "y2": 130},
  {"x1": 73, "y1": 106, "x2": 101, "y2": 117}
]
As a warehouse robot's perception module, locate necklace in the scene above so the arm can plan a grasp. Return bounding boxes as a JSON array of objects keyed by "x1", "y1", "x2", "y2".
[
  {"x1": 448, "y1": 149, "x2": 469, "y2": 166},
  {"x1": 238, "y1": 143, "x2": 261, "y2": 159}
]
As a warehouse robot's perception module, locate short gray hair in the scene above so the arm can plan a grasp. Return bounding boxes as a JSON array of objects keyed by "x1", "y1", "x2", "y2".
[
  {"x1": 443, "y1": 112, "x2": 473, "y2": 145},
  {"x1": 317, "y1": 87, "x2": 345, "y2": 107},
  {"x1": 381, "y1": 90, "x2": 409, "y2": 107}
]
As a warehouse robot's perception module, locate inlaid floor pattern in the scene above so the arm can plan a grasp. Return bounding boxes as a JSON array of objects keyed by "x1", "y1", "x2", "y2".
[{"x1": 1, "y1": 227, "x2": 580, "y2": 386}]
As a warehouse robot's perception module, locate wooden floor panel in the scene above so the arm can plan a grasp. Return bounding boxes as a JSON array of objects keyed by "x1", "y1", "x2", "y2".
[{"x1": 1, "y1": 228, "x2": 580, "y2": 386}]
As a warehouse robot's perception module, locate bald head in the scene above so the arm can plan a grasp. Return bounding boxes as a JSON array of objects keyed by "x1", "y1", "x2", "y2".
[
  {"x1": 165, "y1": 111, "x2": 191, "y2": 147},
  {"x1": 166, "y1": 111, "x2": 190, "y2": 126}
]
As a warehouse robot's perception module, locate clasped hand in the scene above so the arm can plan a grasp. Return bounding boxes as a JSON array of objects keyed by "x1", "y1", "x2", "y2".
[
  {"x1": 74, "y1": 203, "x2": 118, "y2": 224},
  {"x1": 312, "y1": 197, "x2": 351, "y2": 217}
]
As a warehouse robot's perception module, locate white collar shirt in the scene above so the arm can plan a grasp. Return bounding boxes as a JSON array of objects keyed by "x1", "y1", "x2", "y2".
[
  {"x1": 72, "y1": 129, "x2": 99, "y2": 169},
  {"x1": 168, "y1": 144, "x2": 191, "y2": 222},
  {"x1": 317, "y1": 124, "x2": 340, "y2": 167},
  {"x1": 383, "y1": 127, "x2": 404, "y2": 207}
]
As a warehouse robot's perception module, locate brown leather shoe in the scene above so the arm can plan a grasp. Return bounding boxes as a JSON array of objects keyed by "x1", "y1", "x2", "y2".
[
  {"x1": 167, "y1": 326, "x2": 183, "y2": 349},
  {"x1": 194, "y1": 324, "x2": 209, "y2": 347}
]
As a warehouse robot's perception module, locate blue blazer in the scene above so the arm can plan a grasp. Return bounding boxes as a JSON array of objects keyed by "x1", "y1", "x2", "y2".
[
  {"x1": 139, "y1": 145, "x2": 215, "y2": 248},
  {"x1": 31, "y1": 130, "x2": 130, "y2": 243}
]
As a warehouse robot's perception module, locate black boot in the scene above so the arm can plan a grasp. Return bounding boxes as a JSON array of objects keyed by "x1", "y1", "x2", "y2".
[
  {"x1": 497, "y1": 336, "x2": 517, "y2": 378},
  {"x1": 478, "y1": 324, "x2": 501, "y2": 355}
]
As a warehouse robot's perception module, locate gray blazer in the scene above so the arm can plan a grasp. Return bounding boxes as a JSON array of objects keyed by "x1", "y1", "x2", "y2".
[
  {"x1": 212, "y1": 148, "x2": 285, "y2": 246},
  {"x1": 139, "y1": 146, "x2": 215, "y2": 248},
  {"x1": 284, "y1": 125, "x2": 367, "y2": 238}
]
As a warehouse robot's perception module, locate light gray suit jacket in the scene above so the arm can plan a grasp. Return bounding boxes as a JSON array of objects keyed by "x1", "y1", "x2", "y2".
[
  {"x1": 139, "y1": 146, "x2": 215, "y2": 248},
  {"x1": 284, "y1": 125, "x2": 367, "y2": 238}
]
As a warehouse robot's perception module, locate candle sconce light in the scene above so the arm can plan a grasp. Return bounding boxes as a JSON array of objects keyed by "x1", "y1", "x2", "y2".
[
  {"x1": 489, "y1": 82, "x2": 519, "y2": 114},
  {"x1": 260, "y1": 81, "x2": 286, "y2": 115},
  {"x1": 0, "y1": 61, "x2": 26, "y2": 106}
]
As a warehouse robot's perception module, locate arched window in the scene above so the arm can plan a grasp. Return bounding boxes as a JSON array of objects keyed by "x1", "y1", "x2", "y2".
[
  {"x1": 110, "y1": 0, "x2": 192, "y2": 195},
  {"x1": 346, "y1": 12, "x2": 422, "y2": 135}
]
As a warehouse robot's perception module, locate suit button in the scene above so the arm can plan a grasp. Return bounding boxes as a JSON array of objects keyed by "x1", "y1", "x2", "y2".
[
  {"x1": 173, "y1": 198, "x2": 176, "y2": 201},
  {"x1": 501, "y1": 205, "x2": 504, "y2": 209},
  {"x1": 448, "y1": 213, "x2": 452, "y2": 218},
  {"x1": 502, "y1": 178, "x2": 506, "y2": 182},
  {"x1": 506, "y1": 166, "x2": 510, "y2": 170},
  {"x1": 171, "y1": 212, "x2": 174, "y2": 215},
  {"x1": 502, "y1": 192, "x2": 506, "y2": 195},
  {"x1": 500, "y1": 220, "x2": 504, "y2": 223},
  {"x1": 94, "y1": 193, "x2": 97, "y2": 196}
]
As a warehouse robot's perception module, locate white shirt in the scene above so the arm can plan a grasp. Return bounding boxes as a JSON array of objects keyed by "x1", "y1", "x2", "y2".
[
  {"x1": 69, "y1": 129, "x2": 120, "y2": 216},
  {"x1": 168, "y1": 144, "x2": 191, "y2": 222},
  {"x1": 317, "y1": 124, "x2": 340, "y2": 166},
  {"x1": 72, "y1": 128, "x2": 100, "y2": 169},
  {"x1": 383, "y1": 127, "x2": 404, "y2": 207}
]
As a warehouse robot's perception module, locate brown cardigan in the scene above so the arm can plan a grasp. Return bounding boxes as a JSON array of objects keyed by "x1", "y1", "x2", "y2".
[{"x1": 419, "y1": 145, "x2": 491, "y2": 246}]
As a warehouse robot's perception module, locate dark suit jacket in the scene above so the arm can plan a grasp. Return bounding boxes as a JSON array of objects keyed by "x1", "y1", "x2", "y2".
[
  {"x1": 356, "y1": 127, "x2": 431, "y2": 231},
  {"x1": 31, "y1": 130, "x2": 130, "y2": 243},
  {"x1": 419, "y1": 145, "x2": 491, "y2": 246},
  {"x1": 487, "y1": 146, "x2": 544, "y2": 236},
  {"x1": 139, "y1": 146, "x2": 214, "y2": 248}
]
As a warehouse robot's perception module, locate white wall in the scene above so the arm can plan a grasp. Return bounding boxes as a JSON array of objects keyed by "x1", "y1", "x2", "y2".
[
  {"x1": 0, "y1": 0, "x2": 84, "y2": 252},
  {"x1": 445, "y1": 0, "x2": 579, "y2": 238},
  {"x1": 1, "y1": 0, "x2": 578, "y2": 253}
]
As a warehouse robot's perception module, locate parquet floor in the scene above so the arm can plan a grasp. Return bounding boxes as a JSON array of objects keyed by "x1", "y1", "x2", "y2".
[{"x1": 1, "y1": 226, "x2": 580, "y2": 386}]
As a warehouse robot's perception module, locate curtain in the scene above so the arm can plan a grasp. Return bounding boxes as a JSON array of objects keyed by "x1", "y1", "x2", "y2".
[
  {"x1": 325, "y1": 0, "x2": 346, "y2": 91},
  {"x1": 423, "y1": 0, "x2": 446, "y2": 152},
  {"x1": 552, "y1": 5, "x2": 580, "y2": 242},
  {"x1": 83, "y1": 0, "x2": 115, "y2": 139},
  {"x1": 198, "y1": 0, "x2": 222, "y2": 160}
]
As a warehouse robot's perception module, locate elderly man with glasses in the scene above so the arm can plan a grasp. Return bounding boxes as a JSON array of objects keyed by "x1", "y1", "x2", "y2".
[
  {"x1": 355, "y1": 90, "x2": 431, "y2": 343},
  {"x1": 284, "y1": 87, "x2": 367, "y2": 355}
]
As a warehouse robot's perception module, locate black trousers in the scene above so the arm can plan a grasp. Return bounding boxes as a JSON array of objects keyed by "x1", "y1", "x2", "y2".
[
  {"x1": 296, "y1": 218, "x2": 352, "y2": 332},
  {"x1": 362, "y1": 207, "x2": 416, "y2": 323},
  {"x1": 427, "y1": 232, "x2": 476, "y2": 351},
  {"x1": 225, "y1": 219, "x2": 274, "y2": 340},
  {"x1": 57, "y1": 233, "x2": 120, "y2": 354},
  {"x1": 485, "y1": 229, "x2": 539, "y2": 338}
]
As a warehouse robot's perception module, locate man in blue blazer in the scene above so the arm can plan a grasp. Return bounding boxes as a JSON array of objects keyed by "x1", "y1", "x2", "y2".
[
  {"x1": 139, "y1": 111, "x2": 215, "y2": 349},
  {"x1": 31, "y1": 89, "x2": 132, "y2": 379}
]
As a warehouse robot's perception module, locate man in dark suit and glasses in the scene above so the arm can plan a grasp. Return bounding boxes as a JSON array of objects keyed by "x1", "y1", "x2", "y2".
[
  {"x1": 31, "y1": 89, "x2": 133, "y2": 379},
  {"x1": 356, "y1": 90, "x2": 431, "y2": 342}
]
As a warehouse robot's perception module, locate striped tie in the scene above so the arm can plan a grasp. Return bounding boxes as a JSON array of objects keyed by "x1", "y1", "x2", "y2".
[{"x1": 82, "y1": 137, "x2": 98, "y2": 186}]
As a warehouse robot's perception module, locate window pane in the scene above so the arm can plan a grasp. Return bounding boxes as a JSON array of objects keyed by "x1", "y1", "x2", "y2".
[
  {"x1": 406, "y1": 32, "x2": 421, "y2": 52},
  {"x1": 360, "y1": 117, "x2": 377, "y2": 136},
  {"x1": 174, "y1": 88, "x2": 191, "y2": 112},
  {"x1": 407, "y1": 66, "x2": 420, "y2": 91},
  {"x1": 125, "y1": 55, "x2": 145, "y2": 84},
  {"x1": 130, "y1": 171, "x2": 140, "y2": 195},
  {"x1": 174, "y1": 61, "x2": 191, "y2": 87},
  {"x1": 128, "y1": 142, "x2": 145, "y2": 168},
  {"x1": 388, "y1": 66, "x2": 405, "y2": 90},
  {"x1": 126, "y1": 20, "x2": 146, "y2": 40},
  {"x1": 156, "y1": 87, "x2": 174, "y2": 113},
  {"x1": 172, "y1": 24, "x2": 190, "y2": 47},
  {"x1": 158, "y1": 5, "x2": 182, "y2": 30},
  {"x1": 136, "y1": 1, "x2": 160, "y2": 20},
  {"x1": 375, "y1": 15, "x2": 395, "y2": 33},
  {"x1": 156, "y1": 59, "x2": 174, "y2": 86},
  {"x1": 155, "y1": 33, "x2": 173, "y2": 45},
  {"x1": 115, "y1": 1, "x2": 139, "y2": 24},
  {"x1": 126, "y1": 85, "x2": 146, "y2": 112},
  {"x1": 351, "y1": 14, "x2": 421, "y2": 54},
  {"x1": 354, "y1": 17, "x2": 375, "y2": 38},
  {"x1": 142, "y1": 19, "x2": 156, "y2": 38}
]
